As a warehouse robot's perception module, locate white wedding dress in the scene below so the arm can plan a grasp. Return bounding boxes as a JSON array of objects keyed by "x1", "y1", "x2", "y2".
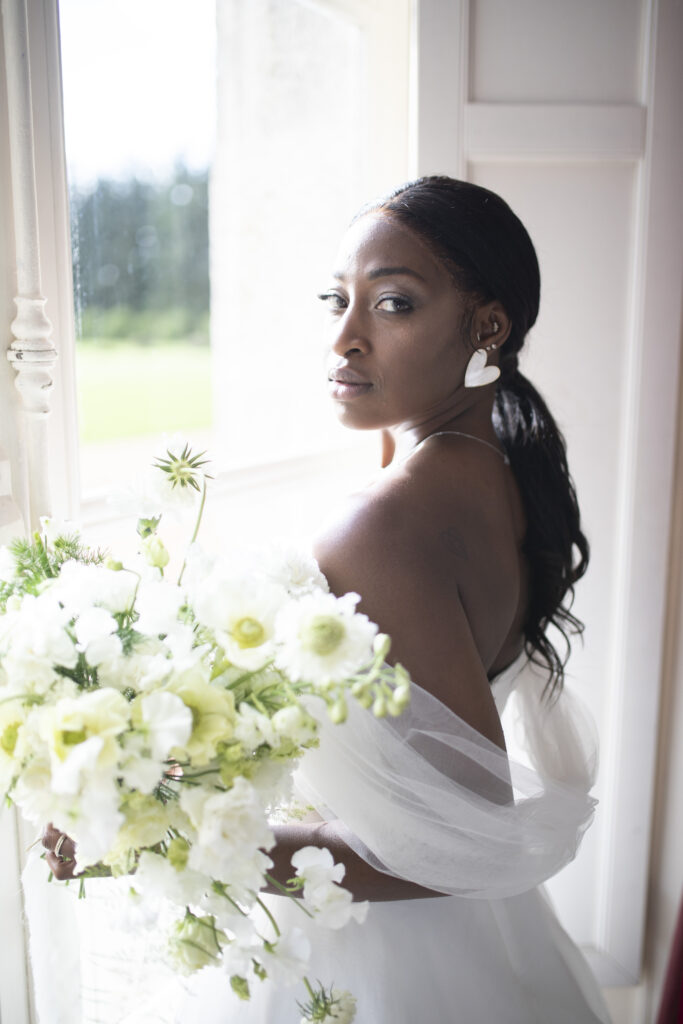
[
  {"x1": 166, "y1": 653, "x2": 610, "y2": 1024},
  {"x1": 23, "y1": 653, "x2": 611, "y2": 1024}
]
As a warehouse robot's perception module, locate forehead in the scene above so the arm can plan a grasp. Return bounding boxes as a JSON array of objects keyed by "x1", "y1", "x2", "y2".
[{"x1": 333, "y1": 212, "x2": 450, "y2": 284}]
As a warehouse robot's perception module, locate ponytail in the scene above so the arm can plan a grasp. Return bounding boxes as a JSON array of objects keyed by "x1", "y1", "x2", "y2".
[{"x1": 494, "y1": 359, "x2": 589, "y2": 697}]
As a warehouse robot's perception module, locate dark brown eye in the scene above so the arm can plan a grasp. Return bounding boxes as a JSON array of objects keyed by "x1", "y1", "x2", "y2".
[
  {"x1": 317, "y1": 291, "x2": 347, "y2": 312},
  {"x1": 376, "y1": 296, "x2": 413, "y2": 313}
]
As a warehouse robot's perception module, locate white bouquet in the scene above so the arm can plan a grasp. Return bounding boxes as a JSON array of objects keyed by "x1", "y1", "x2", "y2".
[{"x1": 0, "y1": 441, "x2": 410, "y2": 1023}]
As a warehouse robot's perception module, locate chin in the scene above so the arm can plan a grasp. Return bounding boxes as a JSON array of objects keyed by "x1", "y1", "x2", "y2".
[{"x1": 333, "y1": 404, "x2": 384, "y2": 432}]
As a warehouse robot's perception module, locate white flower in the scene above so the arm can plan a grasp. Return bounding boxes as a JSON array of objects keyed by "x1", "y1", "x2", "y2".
[
  {"x1": 192, "y1": 575, "x2": 286, "y2": 671},
  {"x1": 50, "y1": 735, "x2": 105, "y2": 795},
  {"x1": 0, "y1": 698, "x2": 27, "y2": 794},
  {"x1": 41, "y1": 687, "x2": 130, "y2": 788},
  {"x1": 234, "y1": 702, "x2": 276, "y2": 753},
  {"x1": 180, "y1": 778, "x2": 274, "y2": 883},
  {"x1": 40, "y1": 516, "x2": 81, "y2": 545},
  {"x1": 291, "y1": 847, "x2": 368, "y2": 930},
  {"x1": 74, "y1": 606, "x2": 122, "y2": 667},
  {"x1": 134, "y1": 580, "x2": 185, "y2": 636},
  {"x1": 1, "y1": 593, "x2": 77, "y2": 695},
  {"x1": 257, "y1": 544, "x2": 329, "y2": 597},
  {"x1": 134, "y1": 851, "x2": 210, "y2": 910},
  {"x1": 117, "y1": 733, "x2": 166, "y2": 793},
  {"x1": 291, "y1": 846, "x2": 345, "y2": 886},
  {"x1": 275, "y1": 592, "x2": 377, "y2": 686},
  {"x1": 53, "y1": 783, "x2": 125, "y2": 870},
  {"x1": 51, "y1": 560, "x2": 136, "y2": 616},
  {"x1": 271, "y1": 704, "x2": 318, "y2": 747},
  {"x1": 139, "y1": 691, "x2": 193, "y2": 760},
  {"x1": 300, "y1": 986, "x2": 357, "y2": 1024},
  {"x1": 260, "y1": 927, "x2": 311, "y2": 986}
]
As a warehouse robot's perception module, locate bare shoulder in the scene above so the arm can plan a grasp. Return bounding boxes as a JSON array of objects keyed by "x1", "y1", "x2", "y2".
[
  {"x1": 315, "y1": 436, "x2": 519, "y2": 585},
  {"x1": 312, "y1": 445, "x2": 515, "y2": 746}
]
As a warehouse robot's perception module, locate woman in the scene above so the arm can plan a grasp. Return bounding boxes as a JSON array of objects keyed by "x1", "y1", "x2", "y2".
[{"x1": 45, "y1": 177, "x2": 610, "y2": 1023}]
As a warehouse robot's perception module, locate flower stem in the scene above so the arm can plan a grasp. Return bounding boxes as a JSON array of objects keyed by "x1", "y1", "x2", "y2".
[
  {"x1": 255, "y1": 895, "x2": 281, "y2": 938},
  {"x1": 263, "y1": 873, "x2": 315, "y2": 918},
  {"x1": 178, "y1": 476, "x2": 207, "y2": 586},
  {"x1": 303, "y1": 976, "x2": 316, "y2": 1000}
]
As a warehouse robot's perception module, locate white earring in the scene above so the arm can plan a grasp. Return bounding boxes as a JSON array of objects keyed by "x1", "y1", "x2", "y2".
[
  {"x1": 464, "y1": 348, "x2": 501, "y2": 387},
  {"x1": 465, "y1": 323, "x2": 501, "y2": 388}
]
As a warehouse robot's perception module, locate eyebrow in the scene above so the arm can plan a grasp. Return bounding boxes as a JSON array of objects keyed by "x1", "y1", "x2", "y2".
[{"x1": 333, "y1": 266, "x2": 426, "y2": 282}]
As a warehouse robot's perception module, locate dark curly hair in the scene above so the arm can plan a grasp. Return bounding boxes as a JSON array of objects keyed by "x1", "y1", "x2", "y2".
[{"x1": 359, "y1": 176, "x2": 589, "y2": 697}]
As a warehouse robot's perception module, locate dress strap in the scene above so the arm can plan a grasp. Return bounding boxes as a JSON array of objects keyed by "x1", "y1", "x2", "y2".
[{"x1": 410, "y1": 430, "x2": 510, "y2": 465}]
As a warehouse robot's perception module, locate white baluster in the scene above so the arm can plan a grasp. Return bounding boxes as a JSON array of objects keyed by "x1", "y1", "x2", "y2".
[{"x1": 2, "y1": 0, "x2": 58, "y2": 529}]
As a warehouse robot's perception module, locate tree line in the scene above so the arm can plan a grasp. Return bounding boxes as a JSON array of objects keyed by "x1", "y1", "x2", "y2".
[{"x1": 70, "y1": 164, "x2": 209, "y2": 343}]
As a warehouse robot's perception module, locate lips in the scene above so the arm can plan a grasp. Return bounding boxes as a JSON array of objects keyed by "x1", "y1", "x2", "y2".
[
  {"x1": 328, "y1": 367, "x2": 371, "y2": 385},
  {"x1": 328, "y1": 366, "x2": 373, "y2": 401}
]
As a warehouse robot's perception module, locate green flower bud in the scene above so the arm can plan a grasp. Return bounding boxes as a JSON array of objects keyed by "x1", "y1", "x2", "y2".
[
  {"x1": 104, "y1": 557, "x2": 124, "y2": 572},
  {"x1": 356, "y1": 689, "x2": 374, "y2": 710},
  {"x1": 372, "y1": 695, "x2": 387, "y2": 718},
  {"x1": 168, "y1": 913, "x2": 224, "y2": 974},
  {"x1": 141, "y1": 534, "x2": 170, "y2": 569},
  {"x1": 230, "y1": 975, "x2": 250, "y2": 1000},
  {"x1": 393, "y1": 685, "x2": 411, "y2": 709},
  {"x1": 328, "y1": 697, "x2": 348, "y2": 724},
  {"x1": 373, "y1": 633, "x2": 391, "y2": 660},
  {"x1": 394, "y1": 664, "x2": 411, "y2": 687}
]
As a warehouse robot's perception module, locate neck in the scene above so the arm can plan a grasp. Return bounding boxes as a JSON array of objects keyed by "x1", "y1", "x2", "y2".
[{"x1": 391, "y1": 393, "x2": 497, "y2": 463}]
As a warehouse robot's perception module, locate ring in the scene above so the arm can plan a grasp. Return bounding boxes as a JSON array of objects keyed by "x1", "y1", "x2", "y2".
[{"x1": 54, "y1": 834, "x2": 67, "y2": 859}]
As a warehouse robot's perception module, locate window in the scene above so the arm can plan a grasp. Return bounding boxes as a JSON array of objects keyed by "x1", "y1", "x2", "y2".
[{"x1": 58, "y1": 0, "x2": 411, "y2": 553}]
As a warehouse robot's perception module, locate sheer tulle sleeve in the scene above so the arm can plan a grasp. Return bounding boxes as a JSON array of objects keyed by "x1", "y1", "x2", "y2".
[{"x1": 293, "y1": 656, "x2": 598, "y2": 899}]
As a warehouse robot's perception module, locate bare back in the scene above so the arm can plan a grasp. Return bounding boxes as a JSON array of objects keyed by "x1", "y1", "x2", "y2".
[{"x1": 314, "y1": 434, "x2": 529, "y2": 749}]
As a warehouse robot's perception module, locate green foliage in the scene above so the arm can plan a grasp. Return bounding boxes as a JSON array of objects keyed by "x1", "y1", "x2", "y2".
[
  {"x1": 70, "y1": 164, "x2": 209, "y2": 339},
  {"x1": 0, "y1": 534, "x2": 106, "y2": 611}
]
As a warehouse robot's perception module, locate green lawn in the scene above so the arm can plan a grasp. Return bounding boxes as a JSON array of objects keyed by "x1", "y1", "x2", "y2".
[{"x1": 76, "y1": 341, "x2": 213, "y2": 442}]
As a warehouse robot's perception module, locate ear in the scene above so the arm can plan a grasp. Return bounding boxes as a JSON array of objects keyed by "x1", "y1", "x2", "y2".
[{"x1": 472, "y1": 301, "x2": 511, "y2": 352}]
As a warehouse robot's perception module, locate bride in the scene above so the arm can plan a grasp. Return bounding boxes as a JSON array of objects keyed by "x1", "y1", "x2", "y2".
[
  {"x1": 168, "y1": 177, "x2": 612, "y2": 1022},
  {"x1": 44, "y1": 176, "x2": 611, "y2": 1023}
]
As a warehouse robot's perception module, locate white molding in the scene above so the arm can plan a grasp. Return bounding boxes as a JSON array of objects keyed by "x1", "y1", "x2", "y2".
[
  {"x1": 0, "y1": 807, "x2": 31, "y2": 1024},
  {"x1": 2, "y1": 0, "x2": 57, "y2": 530},
  {"x1": 81, "y1": 445, "x2": 374, "y2": 527},
  {"x1": 464, "y1": 103, "x2": 647, "y2": 163},
  {"x1": 594, "y1": 0, "x2": 683, "y2": 983},
  {"x1": 28, "y1": 0, "x2": 80, "y2": 519},
  {"x1": 412, "y1": 0, "x2": 469, "y2": 177}
]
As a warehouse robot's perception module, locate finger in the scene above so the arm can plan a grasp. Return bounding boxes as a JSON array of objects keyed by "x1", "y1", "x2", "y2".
[
  {"x1": 41, "y1": 823, "x2": 63, "y2": 852},
  {"x1": 45, "y1": 850, "x2": 78, "y2": 881}
]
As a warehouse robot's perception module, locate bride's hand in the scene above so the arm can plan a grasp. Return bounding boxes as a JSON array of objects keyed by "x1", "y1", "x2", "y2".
[{"x1": 41, "y1": 823, "x2": 78, "y2": 880}]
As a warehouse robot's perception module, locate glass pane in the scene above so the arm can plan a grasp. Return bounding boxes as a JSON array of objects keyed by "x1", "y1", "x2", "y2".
[
  {"x1": 211, "y1": 0, "x2": 409, "y2": 470},
  {"x1": 58, "y1": 0, "x2": 216, "y2": 497}
]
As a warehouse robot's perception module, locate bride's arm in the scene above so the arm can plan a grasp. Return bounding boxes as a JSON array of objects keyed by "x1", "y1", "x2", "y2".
[
  {"x1": 263, "y1": 820, "x2": 445, "y2": 903},
  {"x1": 259, "y1": 475, "x2": 514, "y2": 902}
]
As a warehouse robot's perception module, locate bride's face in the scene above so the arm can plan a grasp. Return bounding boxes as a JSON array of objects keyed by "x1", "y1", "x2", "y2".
[{"x1": 319, "y1": 212, "x2": 473, "y2": 432}]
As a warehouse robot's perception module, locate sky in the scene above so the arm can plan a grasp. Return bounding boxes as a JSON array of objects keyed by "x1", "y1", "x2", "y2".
[{"x1": 59, "y1": 0, "x2": 216, "y2": 187}]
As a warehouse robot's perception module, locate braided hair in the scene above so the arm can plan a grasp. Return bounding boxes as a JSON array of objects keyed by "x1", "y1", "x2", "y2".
[{"x1": 358, "y1": 176, "x2": 589, "y2": 696}]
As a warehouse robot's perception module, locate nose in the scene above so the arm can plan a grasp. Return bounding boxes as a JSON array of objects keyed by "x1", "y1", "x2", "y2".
[{"x1": 329, "y1": 304, "x2": 370, "y2": 359}]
